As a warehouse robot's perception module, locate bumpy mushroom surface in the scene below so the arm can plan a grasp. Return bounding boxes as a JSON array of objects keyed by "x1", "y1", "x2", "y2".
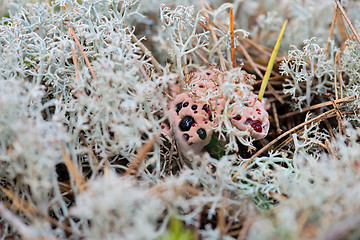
[
  {"x1": 229, "y1": 92, "x2": 270, "y2": 140},
  {"x1": 163, "y1": 68, "x2": 270, "y2": 155},
  {"x1": 167, "y1": 70, "x2": 225, "y2": 154}
]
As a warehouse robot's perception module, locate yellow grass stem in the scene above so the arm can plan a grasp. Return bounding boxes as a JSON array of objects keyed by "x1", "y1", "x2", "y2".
[{"x1": 258, "y1": 19, "x2": 288, "y2": 101}]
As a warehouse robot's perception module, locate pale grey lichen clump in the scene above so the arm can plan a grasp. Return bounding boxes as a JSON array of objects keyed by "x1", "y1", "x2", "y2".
[
  {"x1": 1, "y1": 0, "x2": 360, "y2": 239},
  {"x1": 280, "y1": 38, "x2": 336, "y2": 110}
]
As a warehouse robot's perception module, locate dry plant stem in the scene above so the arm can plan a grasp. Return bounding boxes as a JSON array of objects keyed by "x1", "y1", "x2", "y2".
[
  {"x1": 274, "y1": 129, "x2": 304, "y2": 152},
  {"x1": 336, "y1": 51, "x2": 344, "y2": 98},
  {"x1": 136, "y1": 61, "x2": 151, "y2": 82},
  {"x1": 131, "y1": 34, "x2": 163, "y2": 74},
  {"x1": 79, "y1": 132, "x2": 99, "y2": 169},
  {"x1": 230, "y1": 8, "x2": 236, "y2": 68},
  {"x1": 2, "y1": 188, "x2": 74, "y2": 234},
  {"x1": 335, "y1": 0, "x2": 360, "y2": 45},
  {"x1": 223, "y1": 214, "x2": 238, "y2": 235},
  {"x1": 335, "y1": 7, "x2": 350, "y2": 43},
  {"x1": 1, "y1": 188, "x2": 36, "y2": 215},
  {"x1": 198, "y1": 7, "x2": 226, "y2": 71},
  {"x1": 325, "y1": 138, "x2": 336, "y2": 157},
  {"x1": 236, "y1": 42, "x2": 284, "y2": 104},
  {"x1": 206, "y1": 19, "x2": 227, "y2": 71},
  {"x1": 251, "y1": 76, "x2": 287, "y2": 86},
  {"x1": 330, "y1": 98, "x2": 345, "y2": 135},
  {"x1": 237, "y1": 43, "x2": 263, "y2": 78},
  {"x1": 124, "y1": 136, "x2": 158, "y2": 176},
  {"x1": 241, "y1": 38, "x2": 272, "y2": 57},
  {"x1": 235, "y1": 109, "x2": 337, "y2": 173},
  {"x1": 67, "y1": 24, "x2": 97, "y2": 81},
  {"x1": 334, "y1": 51, "x2": 340, "y2": 100},
  {"x1": 259, "y1": 20, "x2": 287, "y2": 101},
  {"x1": 194, "y1": 49, "x2": 209, "y2": 64},
  {"x1": 70, "y1": 42, "x2": 80, "y2": 81},
  {"x1": 237, "y1": 217, "x2": 253, "y2": 240},
  {"x1": 217, "y1": 202, "x2": 226, "y2": 237},
  {"x1": 62, "y1": 148, "x2": 87, "y2": 193},
  {"x1": 168, "y1": 139, "x2": 176, "y2": 173},
  {"x1": 0, "y1": 202, "x2": 35, "y2": 237},
  {"x1": 299, "y1": 136, "x2": 330, "y2": 152},
  {"x1": 297, "y1": 209, "x2": 311, "y2": 233},
  {"x1": 325, "y1": 6, "x2": 338, "y2": 55},
  {"x1": 324, "y1": 119, "x2": 336, "y2": 141},
  {"x1": 280, "y1": 95, "x2": 355, "y2": 119},
  {"x1": 272, "y1": 102, "x2": 282, "y2": 134}
]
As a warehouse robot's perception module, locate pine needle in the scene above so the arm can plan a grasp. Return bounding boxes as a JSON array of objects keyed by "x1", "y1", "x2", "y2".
[
  {"x1": 258, "y1": 19, "x2": 288, "y2": 101},
  {"x1": 230, "y1": 8, "x2": 236, "y2": 68}
]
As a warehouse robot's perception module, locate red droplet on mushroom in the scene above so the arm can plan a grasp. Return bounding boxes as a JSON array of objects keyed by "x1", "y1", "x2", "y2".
[
  {"x1": 233, "y1": 115, "x2": 241, "y2": 121},
  {"x1": 161, "y1": 125, "x2": 165, "y2": 129},
  {"x1": 256, "y1": 108, "x2": 261, "y2": 115},
  {"x1": 245, "y1": 118, "x2": 263, "y2": 133},
  {"x1": 202, "y1": 104, "x2": 211, "y2": 114}
]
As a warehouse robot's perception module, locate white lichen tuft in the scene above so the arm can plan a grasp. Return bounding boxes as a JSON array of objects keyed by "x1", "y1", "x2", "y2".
[{"x1": 1, "y1": 0, "x2": 360, "y2": 239}]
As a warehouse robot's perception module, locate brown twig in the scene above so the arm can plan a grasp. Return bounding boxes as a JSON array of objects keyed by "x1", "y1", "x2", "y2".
[
  {"x1": 131, "y1": 34, "x2": 163, "y2": 74},
  {"x1": 1, "y1": 187, "x2": 74, "y2": 235},
  {"x1": 274, "y1": 128, "x2": 304, "y2": 152},
  {"x1": 124, "y1": 136, "x2": 158, "y2": 176},
  {"x1": 325, "y1": 6, "x2": 338, "y2": 55},
  {"x1": 70, "y1": 41, "x2": 80, "y2": 81},
  {"x1": 279, "y1": 95, "x2": 355, "y2": 119},
  {"x1": 67, "y1": 24, "x2": 97, "y2": 81},
  {"x1": 335, "y1": 7, "x2": 350, "y2": 43},
  {"x1": 201, "y1": 11, "x2": 227, "y2": 71},
  {"x1": 324, "y1": 119, "x2": 336, "y2": 141},
  {"x1": 236, "y1": 42, "x2": 284, "y2": 104},
  {"x1": 230, "y1": 8, "x2": 236, "y2": 68},
  {"x1": 335, "y1": 49, "x2": 344, "y2": 98},
  {"x1": 62, "y1": 148, "x2": 87, "y2": 193},
  {"x1": 330, "y1": 98, "x2": 345, "y2": 135},
  {"x1": 194, "y1": 49, "x2": 209, "y2": 64},
  {"x1": 335, "y1": 0, "x2": 360, "y2": 45},
  {"x1": 237, "y1": 217, "x2": 254, "y2": 240},
  {"x1": 272, "y1": 102, "x2": 282, "y2": 134},
  {"x1": 324, "y1": 138, "x2": 336, "y2": 157},
  {"x1": 233, "y1": 109, "x2": 337, "y2": 174},
  {"x1": 241, "y1": 38, "x2": 272, "y2": 57},
  {"x1": 334, "y1": 50, "x2": 340, "y2": 100}
]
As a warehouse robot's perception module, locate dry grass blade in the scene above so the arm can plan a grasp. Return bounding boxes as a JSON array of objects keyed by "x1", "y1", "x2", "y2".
[
  {"x1": 230, "y1": 8, "x2": 236, "y2": 68},
  {"x1": 232, "y1": 109, "x2": 337, "y2": 178},
  {"x1": 335, "y1": 0, "x2": 360, "y2": 45},
  {"x1": 1, "y1": 188, "x2": 74, "y2": 235},
  {"x1": 1, "y1": 187, "x2": 36, "y2": 215},
  {"x1": 131, "y1": 34, "x2": 163, "y2": 75},
  {"x1": 61, "y1": 148, "x2": 87, "y2": 193},
  {"x1": 0, "y1": 202, "x2": 36, "y2": 237},
  {"x1": 70, "y1": 41, "x2": 80, "y2": 81},
  {"x1": 199, "y1": 5, "x2": 227, "y2": 71},
  {"x1": 237, "y1": 41, "x2": 284, "y2": 104},
  {"x1": 125, "y1": 136, "x2": 158, "y2": 176},
  {"x1": 325, "y1": 6, "x2": 338, "y2": 55},
  {"x1": 272, "y1": 102, "x2": 282, "y2": 134},
  {"x1": 258, "y1": 19, "x2": 287, "y2": 101},
  {"x1": 237, "y1": 217, "x2": 254, "y2": 240},
  {"x1": 280, "y1": 95, "x2": 355, "y2": 119},
  {"x1": 67, "y1": 24, "x2": 97, "y2": 81}
]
